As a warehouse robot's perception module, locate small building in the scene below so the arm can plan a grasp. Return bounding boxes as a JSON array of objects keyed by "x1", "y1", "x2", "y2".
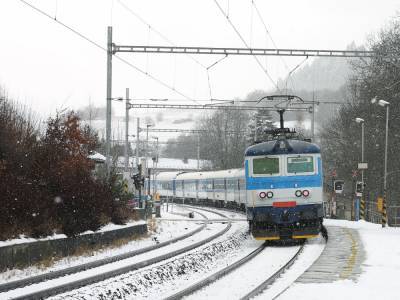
[{"x1": 88, "y1": 151, "x2": 106, "y2": 175}]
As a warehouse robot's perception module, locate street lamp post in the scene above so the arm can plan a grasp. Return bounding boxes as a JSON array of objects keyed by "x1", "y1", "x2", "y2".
[
  {"x1": 105, "y1": 96, "x2": 123, "y2": 175},
  {"x1": 151, "y1": 136, "x2": 161, "y2": 217},
  {"x1": 355, "y1": 117, "x2": 365, "y2": 220},
  {"x1": 371, "y1": 97, "x2": 390, "y2": 227},
  {"x1": 124, "y1": 88, "x2": 130, "y2": 172},
  {"x1": 145, "y1": 124, "x2": 153, "y2": 170},
  {"x1": 151, "y1": 136, "x2": 159, "y2": 195},
  {"x1": 145, "y1": 124, "x2": 154, "y2": 200},
  {"x1": 355, "y1": 118, "x2": 365, "y2": 183}
]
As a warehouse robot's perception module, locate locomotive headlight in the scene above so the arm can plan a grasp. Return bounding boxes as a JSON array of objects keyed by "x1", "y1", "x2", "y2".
[
  {"x1": 266, "y1": 191, "x2": 274, "y2": 198},
  {"x1": 302, "y1": 190, "x2": 310, "y2": 197},
  {"x1": 259, "y1": 192, "x2": 267, "y2": 199},
  {"x1": 295, "y1": 190, "x2": 302, "y2": 197}
]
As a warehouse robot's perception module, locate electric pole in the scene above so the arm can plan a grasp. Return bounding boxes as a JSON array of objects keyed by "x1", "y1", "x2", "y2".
[
  {"x1": 105, "y1": 26, "x2": 113, "y2": 175},
  {"x1": 124, "y1": 88, "x2": 129, "y2": 172}
]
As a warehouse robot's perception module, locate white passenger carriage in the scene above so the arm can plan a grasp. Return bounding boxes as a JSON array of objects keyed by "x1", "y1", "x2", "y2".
[
  {"x1": 154, "y1": 169, "x2": 246, "y2": 209},
  {"x1": 154, "y1": 171, "x2": 182, "y2": 199}
]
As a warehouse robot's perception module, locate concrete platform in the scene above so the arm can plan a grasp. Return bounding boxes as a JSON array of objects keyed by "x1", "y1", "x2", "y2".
[{"x1": 296, "y1": 226, "x2": 365, "y2": 283}]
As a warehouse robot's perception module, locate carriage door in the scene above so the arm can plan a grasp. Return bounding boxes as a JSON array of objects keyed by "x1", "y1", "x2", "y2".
[
  {"x1": 196, "y1": 179, "x2": 199, "y2": 202},
  {"x1": 224, "y1": 178, "x2": 227, "y2": 205}
]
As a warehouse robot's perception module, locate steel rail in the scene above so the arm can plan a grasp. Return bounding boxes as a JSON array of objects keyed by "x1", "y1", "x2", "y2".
[
  {"x1": 240, "y1": 242, "x2": 305, "y2": 300},
  {"x1": 181, "y1": 205, "x2": 230, "y2": 219},
  {"x1": 165, "y1": 243, "x2": 266, "y2": 300},
  {"x1": 0, "y1": 212, "x2": 208, "y2": 294},
  {"x1": 10, "y1": 211, "x2": 232, "y2": 300}
]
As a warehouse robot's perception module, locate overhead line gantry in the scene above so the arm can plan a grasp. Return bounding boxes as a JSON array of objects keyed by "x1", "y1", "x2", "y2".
[
  {"x1": 106, "y1": 25, "x2": 390, "y2": 173},
  {"x1": 127, "y1": 103, "x2": 313, "y2": 112},
  {"x1": 113, "y1": 45, "x2": 381, "y2": 58}
]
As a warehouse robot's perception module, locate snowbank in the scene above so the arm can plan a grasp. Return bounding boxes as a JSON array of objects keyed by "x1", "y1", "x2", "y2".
[{"x1": 281, "y1": 219, "x2": 400, "y2": 299}]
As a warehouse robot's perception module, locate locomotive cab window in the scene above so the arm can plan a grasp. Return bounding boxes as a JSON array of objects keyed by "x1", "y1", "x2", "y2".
[
  {"x1": 287, "y1": 156, "x2": 314, "y2": 174},
  {"x1": 252, "y1": 157, "x2": 280, "y2": 175}
]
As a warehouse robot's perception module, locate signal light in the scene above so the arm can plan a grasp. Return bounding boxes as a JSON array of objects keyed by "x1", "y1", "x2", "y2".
[
  {"x1": 334, "y1": 180, "x2": 344, "y2": 194},
  {"x1": 302, "y1": 190, "x2": 310, "y2": 197},
  {"x1": 259, "y1": 192, "x2": 267, "y2": 199},
  {"x1": 266, "y1": 191, "x2": 274, "y2": 198},
  {"x1": 295, "y1": 190, "x2": 302, "y2": 197}
]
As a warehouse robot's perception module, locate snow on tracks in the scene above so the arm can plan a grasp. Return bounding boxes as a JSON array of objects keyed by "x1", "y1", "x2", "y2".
[
  {"x1": 50, "y1": 211, "x2": 249, "y2": 299},
  {"x1": 0, "y1": 210, "x2": 220, "y2": 299}
]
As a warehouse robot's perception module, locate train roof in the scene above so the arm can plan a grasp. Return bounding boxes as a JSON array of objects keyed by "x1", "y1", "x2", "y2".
[
  {"x1": 155, "y1": 171, "x2": 184, "y2": 181},
  {"x1": 175, "y1": 168, "x2": 244, "y2": 180},
  {"x1": 245, "y1": 139, "x2": 320, "y2": 156}
]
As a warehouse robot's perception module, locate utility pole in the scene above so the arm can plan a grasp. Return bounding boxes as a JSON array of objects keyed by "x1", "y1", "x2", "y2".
[
  {"x1": 124, "y1": 88, "x2": 129, "y2": 172},
  {"x1": 383, "y1": 103, "x2": 389, "y2": 227},
  {"x1": 146, "y1": 125, "x2": 150, "y2": 172},
  {"x1": 254, "y1": 115, "x2": 258, "y2": 143},
  {"x1": 155, "y1": 138, "x2": 159, "y2": 194},
  {"x1": 136, "y1": 118, "x2": 140, "y2": 169},
  {"x1": 361, "y1": 121, "x2": 365, "y2": 187},
  {"x1": 311, "y1": 95, "x2": 315, "y2": 141},
  {"x1": 106, "y1": 26, "x2": 113, "y2": 175},
  {"x1": 197, "y1": 134, "x2": 200, "y2": 171}
]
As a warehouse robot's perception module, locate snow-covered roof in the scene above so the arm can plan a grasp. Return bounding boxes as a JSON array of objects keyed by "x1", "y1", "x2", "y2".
[
  {"x1": 245, "y1": 139, "x2": 320, "y2": 156},
  {"x1": 176, "y1": 168, "x2": 243, "y2": 180},
  {"x1": 156, "y1": 171, "x2": 184, "y2": 181},
  {"x1": 88, "y1": 151, "x2": 106, "y2": 163},
  {"x1": 116, "y1": 156, "x2": 211, "y2": 171},
  {"x1": 176, "y1": 172, "x2": 209, "y2": 180}
]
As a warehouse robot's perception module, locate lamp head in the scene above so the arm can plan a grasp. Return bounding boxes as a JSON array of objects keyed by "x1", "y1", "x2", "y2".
[
  {"x1": 355, "y1": 118, "x2": 364, "y2": 123},
  {"x1": 378, "y1": 100, "x2": 390, "y2": 107},
  {"x1": 371, "y1": 97, "x2": 377, "y2": 104}
]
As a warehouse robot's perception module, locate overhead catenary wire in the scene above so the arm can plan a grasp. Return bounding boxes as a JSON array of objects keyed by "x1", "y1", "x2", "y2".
[
  {"x1": 213, "y1": 0, "x2": 280, "y2": 92},
  {"x1": 117, "y1": 0, "x2": 207, "y2": 70},
  {"x1": 206, "y1": 54, "x2": 228, "y2": 100},
  {"x1": 251, "y1": 0, "x2": 295, "y2": 92},
  {"x1": 18, "y1": 0, "x2": 198, "y2": 103},
  {"x1": 285, "y1": 56, "x2": 309, "y2": 93},
  {"x1": 117, "y1": 0, "x2": 209, "y2": 102},
  {"x1": 251, "y1": 1, "x2": 289, "y2": 70}
]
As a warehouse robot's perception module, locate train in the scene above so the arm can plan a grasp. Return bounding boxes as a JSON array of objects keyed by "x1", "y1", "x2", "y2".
[{"x1": 147, "y1": 112, "x2": 324, "y2": 241}]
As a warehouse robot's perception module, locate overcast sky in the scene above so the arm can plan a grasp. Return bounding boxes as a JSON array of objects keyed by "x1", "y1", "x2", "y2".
[{"x1": 0, "y1": 0, "x2": 399, "y2": 118}]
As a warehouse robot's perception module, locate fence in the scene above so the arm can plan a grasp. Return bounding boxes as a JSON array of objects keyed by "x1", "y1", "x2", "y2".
[
  {"x1": 388, "y1": 206, "x2": 400, "y2": 227},
  {"x1": 0, "y1": 222, "x2": 147, "y2": 271}
]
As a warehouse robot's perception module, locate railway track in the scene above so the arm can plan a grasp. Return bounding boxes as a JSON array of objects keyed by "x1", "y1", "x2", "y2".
[
  {"x1": 0, "y1": 211, "x2": 207, "y2": 294},
  {"x1": 1, "y1": 208, "x2": 232, "y2": 300},
  {"x1": 241, "y1": 243, "x2": 305, "y2": 300},
  {"x1": 163, "y1": 205, "x2": 325, "y2": 300},
  {"x1": 165, "y1": 243, "x2": 267, "y2": 300},
  {"x1": 164, "y1": 241, "x2": 304, "y2": 300}
]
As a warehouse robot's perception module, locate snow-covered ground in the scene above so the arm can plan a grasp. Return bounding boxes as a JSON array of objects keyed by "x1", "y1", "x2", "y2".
[
  {"x1": 50, "y1": 212, "x2": 250, "y2": 299},
  {"x1": 0, "y1": 220, "x2": 147, "y2": 248},
  {"x1": 188, "y1": 244, "x2": 303, "y2": 299},
  {"x1": 279, "y1": 219, "x2": 400, "y2": 300},
  {"x1": 0, "y1": 206, "x2": 231, "y2": 299},
  {"x1": 0, "y1": 207, "x2": 200, "y2": 283},
  {"x1": 3, "y1": 208, "x2": 398, "y2": 300}
]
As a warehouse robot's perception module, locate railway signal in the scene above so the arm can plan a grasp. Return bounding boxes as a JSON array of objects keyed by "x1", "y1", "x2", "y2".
[
  {"x1": 334, "y1": 180, "x2": 344, "y2": 194},
  {"x1": 355, "y1": 181, "x2": 363, "y2": 197}
]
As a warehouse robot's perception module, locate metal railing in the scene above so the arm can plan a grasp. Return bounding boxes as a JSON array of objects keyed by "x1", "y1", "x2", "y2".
[{"x1": 388, "y1": 206, "x2": 400, "y2": 227}]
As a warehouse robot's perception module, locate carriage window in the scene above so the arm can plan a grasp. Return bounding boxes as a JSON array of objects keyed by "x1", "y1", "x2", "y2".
[
  {"x1": 253, "y1": 157, "x2": 279, "y2": 175},
  {"x1": 287, "y1": 156, "x2": 314, "y2": 173}
]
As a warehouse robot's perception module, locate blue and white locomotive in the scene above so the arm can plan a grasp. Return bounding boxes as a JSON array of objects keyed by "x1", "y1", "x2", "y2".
[
  {"x1": 244, "y1": 138, "x2": 323, "y2": 240},
  {"x1": 151, "y1": 115, "x2": 324, "y2": 240}
]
